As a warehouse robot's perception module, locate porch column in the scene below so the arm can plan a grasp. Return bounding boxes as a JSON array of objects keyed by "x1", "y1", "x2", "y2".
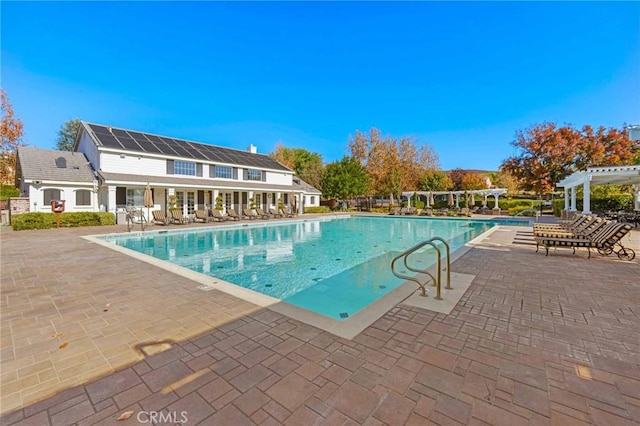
[
  {"x1": 248, "y1": 191, "x2": 254, "y2": 209},
  {"x1": 107, "y1": 186, "x2": 116, "y2": 214},
  {"x1": 570, "y1": 186, "x2": 577, "y2": 211},
  {"x1": 582, "y1": 178, "x2": 591, "y2": 214},
  {"x1": 564, "y1": 187, "x2": 569, "y2": 211},
  {"x1": 455, "y1": 193, "x2": 460, "y2": 208}
]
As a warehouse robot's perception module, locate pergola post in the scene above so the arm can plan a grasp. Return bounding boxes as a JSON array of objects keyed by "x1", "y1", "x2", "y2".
[
  {"x1": 570, "y1": 187, "x2": 577, "y2": 211},
  {"x1": 455, "y1": 193, "x2": 460, "y2": 208},
  {"x1": 564, "y1": 188, "x2": 569, "y2": 211},
  {"x1": 583, "y1": 177, "x2": 591, "y2": 214}
]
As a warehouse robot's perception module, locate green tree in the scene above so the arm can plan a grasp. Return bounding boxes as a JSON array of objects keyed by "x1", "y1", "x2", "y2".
[
  {"x1": 56, "y1": 119, "x2": 81, "y2": 151},
  {"x1": 419, "y1": 169, "x2": 452, "y2": 191},
  {"x1": 321, "y1": 156, "x2": 369, "y2": 200},
  {"x1": 270, "y1": 144, "x2": 325, "y2": 189}
]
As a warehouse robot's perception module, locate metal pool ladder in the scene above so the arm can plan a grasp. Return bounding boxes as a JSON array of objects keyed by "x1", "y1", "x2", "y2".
[{"x1": 390, "y1": 237, "x2": 451, "y2": 300}]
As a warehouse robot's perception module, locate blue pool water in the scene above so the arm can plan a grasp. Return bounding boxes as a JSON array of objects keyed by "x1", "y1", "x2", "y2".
[{"x1": 100, "y1": 216, "x2": 500, "y2": 320}]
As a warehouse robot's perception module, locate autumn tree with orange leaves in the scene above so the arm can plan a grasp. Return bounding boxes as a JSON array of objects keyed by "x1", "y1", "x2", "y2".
[
  {"x1": 1, "y1": 89, "x2": 25, "y2": 186},
  {"x1": 501, "y1": 122, "x2": 637, "y2": 194},
  {"x1": 347, "y1": 128, "x2": 439, "y2": 201}
]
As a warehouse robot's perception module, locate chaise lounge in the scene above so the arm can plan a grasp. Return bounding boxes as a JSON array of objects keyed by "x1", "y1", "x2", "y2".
[{"x1": 535, "y1": 222, "x2": 634, "y2": 260}]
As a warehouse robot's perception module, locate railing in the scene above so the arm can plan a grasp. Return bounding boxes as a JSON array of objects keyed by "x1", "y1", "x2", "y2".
[{"x1": 391, "y1": 238, "x2": 451, "y2": 300}]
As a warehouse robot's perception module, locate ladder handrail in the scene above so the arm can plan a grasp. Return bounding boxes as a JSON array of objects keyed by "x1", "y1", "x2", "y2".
[
  {"x1": 425, "y1": 237, "x2": 451, "y2": 290},
  {"x1": 390, "y1": 237, "x2": 452, "y2": 300}
]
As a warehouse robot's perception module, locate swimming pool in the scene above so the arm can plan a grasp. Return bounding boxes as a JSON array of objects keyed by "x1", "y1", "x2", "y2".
[{"x1": 99, "y1": 216, "x2": 499, "y2": 320}]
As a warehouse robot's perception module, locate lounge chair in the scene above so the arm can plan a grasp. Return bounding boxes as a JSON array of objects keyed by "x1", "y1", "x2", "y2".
[
  {"x1": 169, "y1": 209, "x2": 188, "y2": 224},
  {"x1": 533, "y1": 214, "x2": 589, "y2": 231},
  {"x1": 152, "y1": 210, "x2": 170, "y2": 225},
  {"x1": 533, "y1": 217, "x2": 608, "y2": 239},
  {"x1": 458, "y1": 207, "x2": 470, "y2": 217},
  {"x1": 194, "y1": 209, "x2": 211, "y2": 223},
  {"x1": 535, "y1": 223, "x2": 634, "y2": 260},
  {"x1": 389, "y1": 207, "x2": 401, "y2": 215},
  {"x1": 285, "y1": 206, "x2": 298, "y2": 217},
  {"x1": 243, "y1": 209, "x2": 258, "y2": 220},
  {"x1": 255, "y1": 208, "x2": 270, "y2": 219},
  {"x1": 227, "y1": 208, "x2": 242, "y2": 221},
  {"x1": 269, "y1": 207, "x2": 283, "y2": 218},
  {"x1": 279, "y1": 208, "x2": 294, "y2": 218},
  {"x1": 209, "y1": 209, "x2": 229, "y2": 222},
  {"x1": 419, "y1": 208, "x2": 433, "y2": 216}
]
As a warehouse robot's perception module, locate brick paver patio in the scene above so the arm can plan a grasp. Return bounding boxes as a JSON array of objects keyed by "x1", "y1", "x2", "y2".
[{"x1": 1, "y1": 217, "x2": 639, "y2": 425}]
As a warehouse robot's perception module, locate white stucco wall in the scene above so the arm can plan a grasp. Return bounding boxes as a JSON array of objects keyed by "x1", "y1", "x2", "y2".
[
  {"x1": 100, "y1": 152, "x2": 167, "y2": 176},
  {"x1": 77, "y1": 131, "x2": 100, "y2": 170},
  {"x1": 28, "y1": 183, "x2": 96, "y2": 213}
]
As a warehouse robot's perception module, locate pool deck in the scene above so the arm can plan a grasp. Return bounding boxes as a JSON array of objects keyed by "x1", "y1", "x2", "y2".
[{"x1": 1, "y1": 214, "x2": 639, "y2": 425}]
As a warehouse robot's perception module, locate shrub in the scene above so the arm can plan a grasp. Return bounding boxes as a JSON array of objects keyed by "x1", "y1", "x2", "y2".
[
  {"x1": 413, "y1": 200, "x2": 425, "y2": 210},
  {"x1": 304, "y1": 206, "x2": 331, "y2": 214},
  {"x1": 552, "y1": 195, "x2": 633, "y2": 216},
  {"x1": 11, "y1": 212, "x2": 115, "y2": 231},
  {"x1": 0, "y1": 185, "x2": 20, "y2": 199}
]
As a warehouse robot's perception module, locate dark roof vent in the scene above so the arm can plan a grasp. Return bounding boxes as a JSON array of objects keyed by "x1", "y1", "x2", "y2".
[{"x1": 55, "y1": 157, "x2": 67, "y2": 168}]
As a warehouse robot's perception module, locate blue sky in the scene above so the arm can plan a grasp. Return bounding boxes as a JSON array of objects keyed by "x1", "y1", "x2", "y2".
[{"x1": 2, "y1": 2, "x2": 639, "y2": 171}]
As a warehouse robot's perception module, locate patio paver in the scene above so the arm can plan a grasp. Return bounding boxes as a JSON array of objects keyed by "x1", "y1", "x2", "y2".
[{"x1": 1, "y1": 217, "x2": 639, "y2": 425}]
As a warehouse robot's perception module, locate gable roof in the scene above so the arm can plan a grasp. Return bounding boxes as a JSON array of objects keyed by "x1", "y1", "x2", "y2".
[
  {"x1": 292, "y1": 176, "x2": 322, "y2": 194},
  {"x1": 16, "y1": 147, "x2": 95, "y2": 183},
  {"x1": 79, "y1": 121, "x2": 291, "y2": 172}
]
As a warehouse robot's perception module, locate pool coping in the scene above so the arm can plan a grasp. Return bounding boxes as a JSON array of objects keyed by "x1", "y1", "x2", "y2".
[{"x1": 83, "y1": 217, "x2": 503, "y2": 340}]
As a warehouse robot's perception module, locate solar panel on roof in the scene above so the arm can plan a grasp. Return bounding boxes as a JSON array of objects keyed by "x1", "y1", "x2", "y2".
[
  {"x1": 183, "y1": 147, "x2": 203, "y2": 157},
  {"x1": 86, "y1": 123, "x2": 292, "y2": 171},
  {"x1": 171, "y1": 146, "x2": 195, "y2": 158},
  {"x1": 117, "y1": 137, "x2": 143, "y2": 151},
  {"x1": 134, "y1": 140, "x2": 162, "y2": 154},
  {"x1": 160, "y1": 137, "x2": 178, "y2": 145},
  {"x1": 127, "y1": 131, "x2": 149, "y2": 141},
  {"x1": 144, "y1": 134, "x2": 162, "y2": 143},
  {"x1": 93, "y1": 133, "x2": 123, "y2": 149},
  {"x1": 111, "y1": 129, "x2": 130, "y2": 138},
  {"x1": 89, "y1": 124, "x2": 110, "y2": 133}
]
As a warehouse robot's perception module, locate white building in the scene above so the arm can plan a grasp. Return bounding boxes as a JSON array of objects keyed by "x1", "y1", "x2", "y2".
[{"x1": 16, "y1": 122, "x2": 321, "y2": 220}]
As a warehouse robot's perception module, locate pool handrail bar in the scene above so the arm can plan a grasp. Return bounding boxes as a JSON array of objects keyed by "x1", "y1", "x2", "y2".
[{"x1": 390, "y1": 237, "x2": 451, "y2": 300}]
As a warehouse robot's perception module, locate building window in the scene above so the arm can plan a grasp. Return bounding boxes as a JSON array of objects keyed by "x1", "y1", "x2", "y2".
[
  {"x1": 174, "y1": 160, "x2": 196, "y2": 176},
  {"x1": 254, "y1": 193, "x2": 261, "y2": 208},
  {"x1": 126, "y1": 189, "x2": 144, "y2": 206},
  {"x1": 215, "y1": 165, "x2": 232, "y2": 179},
  {"x1": 176, "y1": 192, "x2": 185, "y2": 211},
  {"x1": 76, "y1": 190, "x2": 91, "y2": 206},
  {"x1": 224, "y1": 193, "x2": 232, "y2": 211},
  {"x1": 43, "y1": 189, "x2": 61, "y2": 205},
  {"x1": 246, "y1": 169, "x2": 262, "y2": 181},
  {"x1": 310, "y1": 196, "x2": 315, "y2": 204}
]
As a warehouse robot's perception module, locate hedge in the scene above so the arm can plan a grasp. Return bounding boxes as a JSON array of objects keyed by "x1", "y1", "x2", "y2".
[
  {"x1": 552, "y1": 195, "x2": 633, "y2": 216},
  {"x1": 304, "y1": 206, "x2": 331, "y2": 214},
  {"x1": 11, "y1": 212, "x2": 116, "y2": 231}
]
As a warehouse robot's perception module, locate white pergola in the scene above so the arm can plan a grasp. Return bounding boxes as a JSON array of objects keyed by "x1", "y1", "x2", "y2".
[
  {"x1": 557, "y1": 165, "x2": 640, "y2": 213},
  {"x1": 401, "y1": 189, "x2": 508, "y2": 209}
]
